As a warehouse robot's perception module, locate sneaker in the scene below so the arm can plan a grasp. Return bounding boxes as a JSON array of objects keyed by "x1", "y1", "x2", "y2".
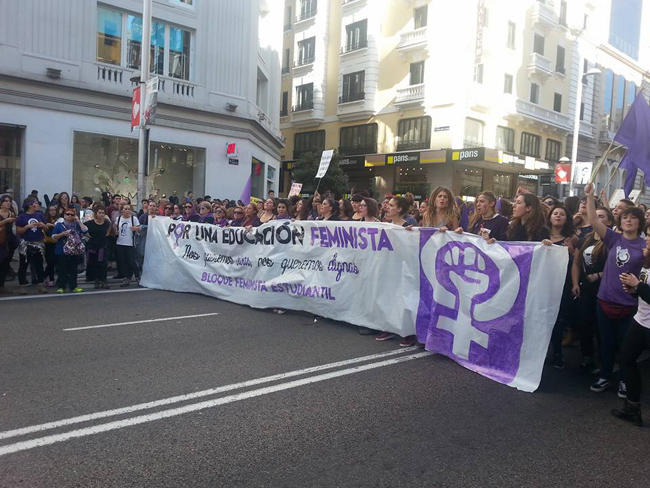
[
  {"x1": 552, "y1": 356, "x2": 565, "y2": 370},
  {"x1": 590, "y1": 378, "x2": 612, "y2": 393},
  {"x1": 399, "y1": 336, "x2": 416, "y2": 347},
  {"x1": 376, "y1": 332, "x2": 396, "y2": 342},
  {"x1": 72, "y1": 288, "x2": 83, "y2": 293},
  {"x1": 119, "y1": 279, "x2": 130, "y2": 288},
  {"x1": 618, "y1": 381, "x2": 627, "y2": 399},
  {"x1": 611, "y1": 400, "x2": 643, "y2": 427},
  {"x1": 56, "y1": 288, "x2": 64, "y2": 294}
]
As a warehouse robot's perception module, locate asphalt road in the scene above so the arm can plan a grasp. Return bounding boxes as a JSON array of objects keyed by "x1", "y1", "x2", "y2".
[{"x1": 1, "y1": 289, "x2": 649, "y2": 487}]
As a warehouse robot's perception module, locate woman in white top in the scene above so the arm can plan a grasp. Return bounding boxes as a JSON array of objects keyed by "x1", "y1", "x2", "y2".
[{"x1": 115, "y1": 204, "x2": 141, "y2": 287}]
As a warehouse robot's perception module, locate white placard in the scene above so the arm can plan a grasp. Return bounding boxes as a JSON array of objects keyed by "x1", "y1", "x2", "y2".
[{"x1": 316, "y1": 150, "x2": 334, "y2": 178}]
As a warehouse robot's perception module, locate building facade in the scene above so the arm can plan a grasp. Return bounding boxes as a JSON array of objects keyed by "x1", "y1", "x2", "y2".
[
  {"x1": 0, "y1": 0, "x2": 283, "y2": 204},
  {"x1": 279, "y1": 0, "x2": 604, "y2": 201}
]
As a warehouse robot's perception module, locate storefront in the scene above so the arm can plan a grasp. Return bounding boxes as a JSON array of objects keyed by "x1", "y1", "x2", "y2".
[{"x1": 0, "y1": 125, "x2": 23, "y2": 202}]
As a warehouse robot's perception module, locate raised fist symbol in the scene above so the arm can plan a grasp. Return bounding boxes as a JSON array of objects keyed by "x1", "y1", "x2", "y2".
[{"x1": 421, "y1": 237, "x2": 520, "y2": 360}]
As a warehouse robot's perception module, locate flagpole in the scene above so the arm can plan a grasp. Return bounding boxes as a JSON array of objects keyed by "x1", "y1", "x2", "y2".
[
  {"x1": 602, "y1": 150, "x2": 628, "y2": 191},
  {"x1": 588, "y1": 140, "x2": 621, "y2": 184}
]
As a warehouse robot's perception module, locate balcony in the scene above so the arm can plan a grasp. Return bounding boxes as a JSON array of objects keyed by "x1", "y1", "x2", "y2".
[
  {"x1": 293, "y1": 57, "x2": 315, "y2": 74},
  {"x1": 531, "y1": 1, "x2": 558, "y2": 30},
  {"x1": 292, "y1": 101, "x2": 314, "y2": 112},
  {"x1": 397, "y1": 27, "x2": 427, "y2": 53},
  {"x1": 340, "y1": 39, "x2": 368, "y2": 55},
  {"x1": 395, "y1": 83, "x2": 425, "y2": 107},
  {"x1": 337, "y1": 92, "x2": 374, "y2": 121},
  {"x1": 339, "y1": 92, "x2": 365, "y2": 104},
  {"x1": 528, "y1": 52, "x2": 553, "y2": 79},
  {"x1": 396, "y1": 140, "x2": 430, "y2": 152},
  {"x1": 296, "y1": 9, "x2": 317, "y2": 23},
  {"x1": 291, "y1": 100, "x2": 324, "y2": 127},
  {"x1": 515, "y1": 98, "x2": 572, "y2": 131}
]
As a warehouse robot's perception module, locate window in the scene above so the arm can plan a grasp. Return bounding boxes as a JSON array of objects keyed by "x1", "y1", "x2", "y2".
[
  {"x1": 546, "y1": 139, "x2": 561, "y2": 162},
  {"x1": 294, "y1": 83, "x2": 314, "y2": 111},
  {"x1": 339, "y1": 124, "x2": 378, "y2": 155},
  {"x1": 172, "y1": 0, "x2": 193, "y2": 5},
  {"x1": 284, "y1": 6, "x2": 292, "y2": 30},
  {"x1": 414, "y1": 6, "x2": 428, "y2": 29},
  {"x1": 297, "y1": 37, "x2": 315, "y2": 65},
  {"x1": 493, "y1": 173, "x2": 513, "y2": 198},
  {"x1": 294, "y1": 130, "x2": 325, "y2": 159},
  {"x1": 482, "y1": 9, "x2": 489, "y2": 27},
  {"x1": 580, "y1": 102, "x2": 585, "y2": 121},
  {"x1": 583, "y1": 14, "x2": 589, "y2": 29},
  {"x1": 96, "y1": 7, "x2": 193, "y2": 80},
  {"x1": 281, "y1": 92, "x2": 289, "y2": 117},
  {"x1": 496, "y1": 126, "x2": 515, "y2": 151},
  {"x1": 282, "y1": 48, "x2": 290, "y2": 74},
  {"x1": 474, "y1": 63, "x2": 484, "y2": 84},
  {"x1": 344, "y1": 19, "x2": 367, "y2": 52},
  {"x1": 410, "y1": 61, "x2": 425, "y2": 85},
  {"x1": 609, "y1": 0, "x2": 641, "y2": 60},
  {"x1": 530, "y1": 83, "x2": 540, "y2": 104},
  {"x1": 97, "y1": 7, "x2": 123, "y2": 65},
  {"x1": 556, "y1": 46, "x2": 565, "y2": 74},
  {"x1": 582, "y1": 59, "x2": 589, "y2": 84},
  {"x1": 521, "y1": 132, "x2": 541, "y2": 158},
  {"x1": 341, "y1": 71, "x2": 365, "y2": 103},
  {"x1": 464, "y1": 118, "x2": 484, "y2": 148},
  {"x1": 299, "y1": 0, "x2": 317, "y2": 21},
  {"x1": 397, "y1": 116, "x2": 431, "y2": 151},
  {"x1": 553, "y1": 93, "x2": 562, "y2": 113},
  {"x1": 503, "y1": 74, "x2": 513, "y2": 94},
  {"x1": 507, "y1": 21, "x2": 516, "y2": 49},
  {"x1": 533, "y1": 33, "x2": 545, "y2": 55},
  {"x1": 559, "y1": 1, "x2": 567, "y2": 26}
]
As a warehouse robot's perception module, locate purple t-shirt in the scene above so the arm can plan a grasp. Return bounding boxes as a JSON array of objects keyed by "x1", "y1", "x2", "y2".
[
  {"x1": 598, "y1": 228, "x2": 646, "y2": 307},
  {"x1": 16, "y1": 212, "x2": 46, "y2": 242}
]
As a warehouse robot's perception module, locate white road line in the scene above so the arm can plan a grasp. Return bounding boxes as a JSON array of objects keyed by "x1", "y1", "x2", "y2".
[
  {"x1": 63, "y1": 313, "x2": 221, "y2": 331},
  {"x1": 0, "y1": 347, "x2": 422, "y2": 442},
  {"x1": 0, "y1": 287, "x2": 152, "y2": 302},
  {"x1": 0, "y1": 351, "x2": 432, "y2": 457}
]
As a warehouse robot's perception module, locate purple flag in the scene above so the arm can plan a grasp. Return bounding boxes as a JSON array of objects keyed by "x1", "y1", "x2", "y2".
[
  {"x1": 239, "y1": 175, "x2": 252, "y2": 204},
  {"x1": 613, "y1": 93, "x2": 650, "y2": 196}
]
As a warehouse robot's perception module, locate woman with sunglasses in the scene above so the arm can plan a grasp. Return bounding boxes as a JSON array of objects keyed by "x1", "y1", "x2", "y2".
[
  {"x1": 198, "y1": 202, "x2": 216, "y2": 225},
  {"x1": 213, "y1": 207, "x2": 229, "y2": 227},
  {"x1": 56, "y1": 192, "x2": 72, "y2": 218},
  {"x1": 0, "y1": 194, "x2": 17, "y2": 294},
  {"x1": 43, "y1": 205, "x2": 60, "y2": 287},
  {"x1": 182, "y1": 202, "x2": 199, "y2": 222},
  {"x1": 163, "y1": 203, "x2": 174, "y2": 218},
  {"x1": 52, "y1": 208, "x2": 88, "y2": 293},
  {"x1": 230, "y1": 206, "x2": 245, "y2": 226}
]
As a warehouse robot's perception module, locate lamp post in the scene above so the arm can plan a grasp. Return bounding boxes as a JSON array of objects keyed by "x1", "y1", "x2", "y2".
[{"x1": 137, "y1": 0, "x2": 153, "y2": 207}]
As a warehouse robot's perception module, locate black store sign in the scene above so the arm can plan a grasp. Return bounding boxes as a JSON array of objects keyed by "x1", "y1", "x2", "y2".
[{"x1": 338, "y1": 155, "x2": 366, "y2": 170}]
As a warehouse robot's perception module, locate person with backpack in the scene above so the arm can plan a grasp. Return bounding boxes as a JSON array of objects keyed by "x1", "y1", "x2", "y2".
[
  {"x1": 115, "y1": 204, "x2": 141, "y2": 287},
  {"x1": 52, "y1": 208, "x2": 88, "y2": 293}
]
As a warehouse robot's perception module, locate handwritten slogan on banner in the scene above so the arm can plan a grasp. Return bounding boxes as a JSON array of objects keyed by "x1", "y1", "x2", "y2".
[{"x1": 141, "y1": 219, "x2": 568, "y2": 392}]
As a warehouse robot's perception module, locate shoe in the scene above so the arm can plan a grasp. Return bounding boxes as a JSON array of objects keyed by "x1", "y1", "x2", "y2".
[
  {"x1": 399, "y1": 336, "x2": 416, "y2": 347},
  {"x1": 37, "y1": 284, "x2": 48, "y2": 294},
  {"x1": 358, "y1": 327, "x2": 379, "y2": 336},
  {"x1": 618, "y1": 381, "x2": 627, "y2": 399},
  {"x1": 48, "y1": 280, "x2": 56, "y2": 287},
  {"x1": 72, "y1": 288, "x2": 83, "y2": 293},
  {"x1": 56, "y1": 288, "x2": 64, "y2": 294},
  {"x1": 119, "y1": 279, "x2": 130, "y2": 288},
  {"x1": 552, "y1": 356, "x2": 565, "y2": 370},
  {"x1": 376, "y1": 332, "x2": 396, "y2": 342},
  {"x1": 590, "y1": 378, "x2": 611, "y2": 393},
  {"x1": 611, "y1": 400, "x2": 643, "y2": 427}
]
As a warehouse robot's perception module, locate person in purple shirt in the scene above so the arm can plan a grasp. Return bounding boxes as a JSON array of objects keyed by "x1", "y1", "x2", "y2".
[
  {"x1": 584, "y1": 183, "x2": 647, "y2": 397},
  {"x1": 462, "y1": 191, "x2": 509, "y2": 241},
  {"x1": 15, "y1": 196, "x2": 48, "y2": 292}
]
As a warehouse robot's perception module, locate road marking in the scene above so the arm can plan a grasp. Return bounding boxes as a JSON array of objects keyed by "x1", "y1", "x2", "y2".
[
  {"x1": 0, "y1": 287, "x2": 152, "y2": 302},
  {"x1": 0, "y1": 351, "x2": 432, "y2": 457},
  {"x1": 63, "y1": 313, "x2": 221, "y2": 331},
  {"x1": 0, "y1": 347, "x2": 423, "y2": 442}
]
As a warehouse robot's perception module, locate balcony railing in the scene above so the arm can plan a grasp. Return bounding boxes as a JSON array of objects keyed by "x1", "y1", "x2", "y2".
[
  {"x1": 340, "y1": 39, "x2": 368, "y2": 54},
  {"x1": 516, "y1": 98, "x2": 572, "y2": 131},
  {"x1": 97, "y1": 64, "x2": 127, "y2": 84},
  {"x1": 398, "y1": 27, "x2": 427, "y2": 50},
  {"x1": 339, "y1": 144, "x2": 377, "y2": 156},
  {"x1": 297, "y1": 9, "x2": 317, "y2": 22},
  {"x1": 339, "y1": 92, "x2": 365, "y2": 103},
  {"x1": 292, "y1": 101, "x2": 314, "y2": 112},
  {"x1": 395, "y1": 83, "x2": 425, "y2": 104},
  {"x1": 531, "y1": 1, "x2": 557, "y2": 29},
  {"x1": 463, "y1": 139, "x2": 484, "y2": 149},
  {"x1": 528, "y1": 52, "x2": 553, "y2": 77},
  {"x1": 396, "y1": 140, "x2": 430, "y2": 151},
  {"x1": 294, "y1": 56, "x2": 315, "y2": 67}
]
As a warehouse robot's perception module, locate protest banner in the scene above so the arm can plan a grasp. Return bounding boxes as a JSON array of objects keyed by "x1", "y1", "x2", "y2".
[
  {"x1": 316, "y1": 150, "x2": 334, "y2": 179},
  {"x1": 141, "y1": 219, "x2": 568, "y2": 392},
  {"x1": 288, "y1": 183, "x2": 303, "y2": 197}
]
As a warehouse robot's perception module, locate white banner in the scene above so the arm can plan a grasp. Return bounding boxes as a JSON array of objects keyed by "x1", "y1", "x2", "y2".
[
  {"x1": 141, "y1": 219, "x2": 568, "y2": 392},
  {"x1": 316, "y1": 150, "x2": 334, "y2": 178}
]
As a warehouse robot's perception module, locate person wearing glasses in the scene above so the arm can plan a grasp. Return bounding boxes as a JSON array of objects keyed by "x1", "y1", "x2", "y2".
[
  {"x1": 16, "y1": 197, "x2": 49, "y2": 293},
  {"x1": 230, "y1": 207, "x2": 245, "y2": 226},
  {"x1": 43, "y1": 205, "x2": 60, "y2": 287},
  {"x1": 214, "y1": 207, "x2": 229, "y2": 227},
  {"x1": 52, "y1": 209, "x2": 88, "y2": 293},
  {"x1": 163, "y1": 203, "x2": 174, "y2": 218},
  {"x1": 182, "y1": 202, "x2": 199, "y2": 222},
  {"x1": 358, "y1": 197, "x2": 380, "y2": 223},
  {"x1": 115, "y1": 204, "x2": 141, "y2": 288},
  {"x1": 197, "y1": 202, "x2": 215, "y2": 225}
]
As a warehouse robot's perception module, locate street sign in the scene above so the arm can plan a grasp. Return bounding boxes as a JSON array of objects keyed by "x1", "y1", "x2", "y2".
[
  {"x1": 316, "y1": 150, "x2": 334, "y2": 178},
  {"x1": 228, "y1": 158, "x2": 239, "y2": 165}
]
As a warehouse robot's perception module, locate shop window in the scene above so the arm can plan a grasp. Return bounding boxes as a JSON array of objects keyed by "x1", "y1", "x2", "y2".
[
  {"x1": 297, "y1": 37, "x2": 315, "y2": 66},
  {"x1": 410, "y1": 62, "x2": 425, "y2": 85},
  {"x1": 397, "y1": 116, "x2": 431, "y2": 151},
  {"x1": 341, "y1": 71, "x2": 365, "y2": 103},
  {"x1": 72, "y1": 131, "x2": 205, "y2": 201},
  {"x1": 294, "y1": 130, "x2": 325, "y2": 159},
  {"x1": 293, "y1": 83, "x2": 314, "y2": 111},
  {"x1": 339, "y1": 124, "x2": 378, "y2": 155},
  {"x1": 546, "y1": 139, "x2": 561, "y2": 162},
  {"x1": 493, "y1": 173, "x2": 513, "y2": 198},
  {"x1": 503, "y1": 74, "x2": 513, "y2": 94},
  {"x1": 459, "y1": 167, "x2": 483, "y2": 199},
  {"x1": 520, "y1": 132, "x2": 541, "y2": 158},
  {"x1": 496, "y1": 126, "x2": 515, "y2": 152},
  {"x1": 464, "y1": 118, "x2": 484, "y2": 148},
  {"x1": 414, "y1": 6, "x2": 427, "y2": 29},
  {"x1": 507, "y1": 21, "x2": 516, "y2": 49},
  {"x1": 344, "y1": 19, "x2": 367, "y2": 52},
  {"x1": 0, "y1": 126, "x2": 22, "y2": 203}
]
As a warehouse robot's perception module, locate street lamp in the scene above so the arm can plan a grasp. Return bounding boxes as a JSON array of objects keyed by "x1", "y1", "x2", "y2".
[{"x1": 568, "y1": 64, "x2": 601, "y2": 197}]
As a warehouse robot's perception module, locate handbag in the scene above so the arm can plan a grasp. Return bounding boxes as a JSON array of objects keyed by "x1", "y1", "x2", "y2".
[{"x1": 63, "y1": 224, "x2": 86, "y2": 256}]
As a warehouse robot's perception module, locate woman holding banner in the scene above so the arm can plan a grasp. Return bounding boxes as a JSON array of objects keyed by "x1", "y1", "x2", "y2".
[
  {"x1": 274, "y1": 199, "x2": 292, "y2": 220},
  {"x1": 422, "y1": 187, "x2": 458, "y2": 229},
  {"x1": 197, "y1": 202, "x2": 216, "y2": 225},
  {"x1": 242, "y1": 203, "x2": 262, "y2": 228},
  {"x1": 359, "y1": 198, "x2": 380, "y2": 223},
  {"x1": 259, "y1": 198, "x2": 277, "y2": 224},
  {"x1": 464, "y1": 191, "x2": 508, "y2": 241},
  {"x1": 182, "y1": 202, "x2": 199, "y2": 222},
  {"x1": 584, "y1": 183, "x2": 646, "y2": 397},
  {"x1": 317, "y1": 198, "x2": 340, "y2": 221}
]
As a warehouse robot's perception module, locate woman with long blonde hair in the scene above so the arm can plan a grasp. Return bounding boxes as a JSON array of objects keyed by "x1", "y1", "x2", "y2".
[{"x1": 422, "y1": 186, "x2": 459, "y2": 229}]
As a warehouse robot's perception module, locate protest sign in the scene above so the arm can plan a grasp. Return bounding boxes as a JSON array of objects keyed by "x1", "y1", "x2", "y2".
[
  {"x1": 288, "y1": 183, "x2": 303, "y2": 197},
  {"x1": 316, "y1": 150, "x2": 334, "y2": 178},
  {"x1": 141, "y1": 219, "x2": 568, "y2": 392}
]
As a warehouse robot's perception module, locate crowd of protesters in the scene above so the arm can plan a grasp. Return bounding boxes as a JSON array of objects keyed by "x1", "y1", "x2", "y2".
[{"x1": 1, "y1": 183, "x2": 649, "y2": 427}]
